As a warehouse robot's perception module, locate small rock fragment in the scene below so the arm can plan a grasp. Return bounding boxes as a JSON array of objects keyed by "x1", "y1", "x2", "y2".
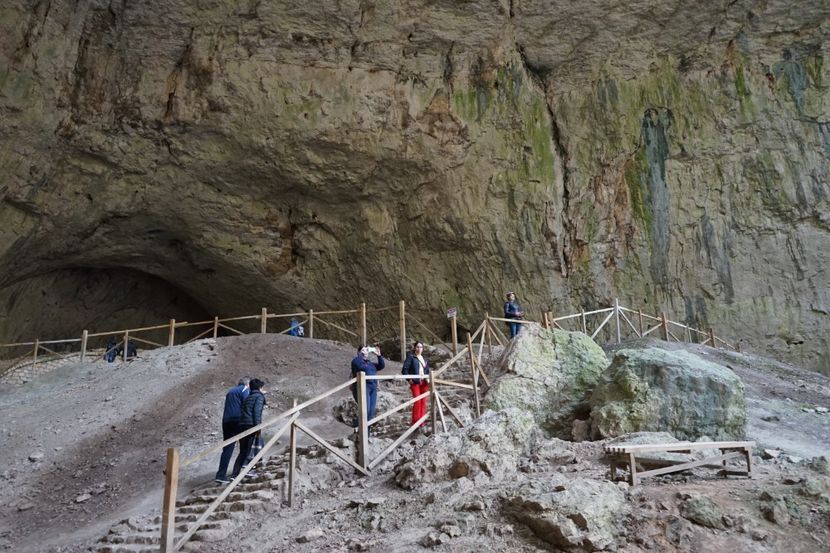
[{"x1": 296, "y1": 528, "x2": 324, "y2": 543}]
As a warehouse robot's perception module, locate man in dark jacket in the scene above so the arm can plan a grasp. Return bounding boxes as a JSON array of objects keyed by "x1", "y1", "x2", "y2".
[
  {"x1": 215, "y1": 378, "x2": 249, "y2": 483},
  {"x1": 504, "y1": 291, "x2": 525, "y2": 338},
  {"x1": 350, "y1": 346, "x2": 385, "y2": 423},
  {"x1": 232, "y1": 378, "x2": 266, "y2": 478}
]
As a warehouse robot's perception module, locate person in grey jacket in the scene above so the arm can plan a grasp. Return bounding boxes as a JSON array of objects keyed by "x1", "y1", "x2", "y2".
[{"x1": 232, "y1": 378, "x2": 266, "y2": 478}]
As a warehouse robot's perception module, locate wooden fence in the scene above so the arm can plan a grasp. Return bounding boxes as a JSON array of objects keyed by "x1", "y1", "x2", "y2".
[
  {"x1": 0, "y1": 299, "x2": 739, "y2": 382},
  {"x1": 160, "y1": 317, "x2": 495, "y2": 551},
  {"x1": 158, "y1": 300, "x2": 741, "y2": 550}
]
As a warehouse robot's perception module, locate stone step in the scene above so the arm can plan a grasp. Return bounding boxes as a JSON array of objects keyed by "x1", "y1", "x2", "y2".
[
  {"x1": 100, "y1": 532, "x2": 160, "y2": 546},
  {"x1": 96, "y1": 543, "x2": 158, "y2": 553}
]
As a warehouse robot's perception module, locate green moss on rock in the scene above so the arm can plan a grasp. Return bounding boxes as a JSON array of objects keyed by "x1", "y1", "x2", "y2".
[
  {"x1": 589, "y1": 347, "x2": 747, "y2": 440},
  {"x1": 484, "y1": 323, "x2": 608, "y2": 438}
]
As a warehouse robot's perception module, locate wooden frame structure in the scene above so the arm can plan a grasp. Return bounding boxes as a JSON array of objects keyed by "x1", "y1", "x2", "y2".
[
  {"x1": 603, "y1": 441, "x2": 755, "y2": 486},
  {"x1": 0, "y1": 298, "x2": 741, "y2": 382},
  {"x1": 159, "y1": 317, "x2": 495, "y2": 551}
]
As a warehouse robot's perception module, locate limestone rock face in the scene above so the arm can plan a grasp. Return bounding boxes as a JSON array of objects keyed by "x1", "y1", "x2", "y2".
[
  {"x1": 484, "y1": 323, "x2": 608, "y2": 438},
  {"x1": 1, "y1": 1, "x2": 829, "y2": 374},
  {"x1": 394, "y1": 408, "x2": 535, "y2": 490},
  {"x1": 505, "y1": 476, "x2": 626, "y2": 551},
  {"x1": 589, "y1": 348, "x2": 747, "y2": 440}
]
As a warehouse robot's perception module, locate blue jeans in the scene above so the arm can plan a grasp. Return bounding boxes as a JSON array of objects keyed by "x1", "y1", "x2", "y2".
[
  {"x1": 351, "y1": 384, "x2": 378, "y2": 424},
  {"x1": 216, "y1": 421, "x2": 239, "y2": 480},
  {"x1": 509, "y1": 322, "x2": 521, "y2": 338}
]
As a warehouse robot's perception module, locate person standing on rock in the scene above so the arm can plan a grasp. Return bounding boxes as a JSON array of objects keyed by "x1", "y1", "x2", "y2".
[
  {"x1": 350, "y1": 346, "x2": 386, "y2": 425},
  {"x1": 504, "y1": 292, "x2": 525, "y2": 338},
  {"x1": 215, "y1": 378, "x2": 249, "y2": 484},
  {"x1": 232, "y1": 378, "x2": 267, "y2": 479},
  {"x1": 402, "y1": 341, "x2": 430, "y2": 427}
]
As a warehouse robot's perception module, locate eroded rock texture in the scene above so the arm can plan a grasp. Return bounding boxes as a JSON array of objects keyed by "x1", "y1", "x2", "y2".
[{"x1": 1, "y1": 1, "x2": 829, "y2": 372}]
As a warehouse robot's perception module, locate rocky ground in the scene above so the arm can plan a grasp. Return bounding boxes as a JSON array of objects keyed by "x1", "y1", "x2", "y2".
[{"x1": 0, "y1": 334, "x2": 828, "y2": 552}]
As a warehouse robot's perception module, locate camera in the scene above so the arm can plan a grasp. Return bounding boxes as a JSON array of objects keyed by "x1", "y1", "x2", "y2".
[{"x1": 367, "y1": 346, "x2": 378, "y2": 355}]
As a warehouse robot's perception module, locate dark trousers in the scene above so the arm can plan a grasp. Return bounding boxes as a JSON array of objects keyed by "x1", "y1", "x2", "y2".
[
  {"x1": 232, "y1": 424, "x2": 255, "y2": 477},
  {"x1": 216, "y1": 420, "x2": 240, "y2": 480},
  {"x1": 351, "y1": 384, "x2": 379, "y2": 425},
  {"x1": 509, "y1": 321, "x2": 521, "y2": 338}
]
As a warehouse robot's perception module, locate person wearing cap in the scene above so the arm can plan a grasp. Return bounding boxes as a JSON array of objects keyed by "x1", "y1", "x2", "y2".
[
  {"x1": 232, "y1": 378, "x2": 267, "y2": 478},
  {"x1": 350, "y1": 345, "x2": 386, "y2": 425},
  {"x1": 215, "y1": 378, "x2": 249, "y2": 483},
  {"x1": 503, "y1": 292, "x2": 525, "y2": 338}
]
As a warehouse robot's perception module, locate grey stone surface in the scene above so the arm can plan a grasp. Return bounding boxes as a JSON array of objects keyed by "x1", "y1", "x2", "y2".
[
  {"x1": 504, "y1": 476, "x2": 626, "y2": 551},
  {"x1": 1, "y1": 1, "x2": 829, "y2": 375},
  {"x1": 589, "y1": 348, "x2": 747, "y2": 440},
  {"x1": 484, "y1": 324, "x2": 608, "y2": 438},
  {"x1": 394, "y1": 408, "x2": 536, "y2": 490}
]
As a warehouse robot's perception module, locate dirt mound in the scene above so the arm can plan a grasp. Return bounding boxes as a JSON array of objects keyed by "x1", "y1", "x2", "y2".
[{"x1": 0, "y1": 334, "x2": 366, "y2": 552}]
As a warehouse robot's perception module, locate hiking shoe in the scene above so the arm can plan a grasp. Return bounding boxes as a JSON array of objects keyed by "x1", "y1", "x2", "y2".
[
  {"x1": 244, "y1": 471, "x2": 259, "y2": 478},
  {"x1": 215, "y1": 477, "x2": 230, "y2": 484}
]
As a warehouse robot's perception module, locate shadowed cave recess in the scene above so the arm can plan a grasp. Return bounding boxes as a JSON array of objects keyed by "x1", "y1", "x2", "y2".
[{"x1": 0, "y1": 0, "x2": 829, "y2": 374}]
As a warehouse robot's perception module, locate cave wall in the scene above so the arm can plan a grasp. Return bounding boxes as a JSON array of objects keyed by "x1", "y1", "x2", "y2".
[
  {"x1": 0, "y1": 268, "x2": 209, "y2": 346},
  {"x1": 0, "y1": 0, "x2": 828, "y2": 373}
]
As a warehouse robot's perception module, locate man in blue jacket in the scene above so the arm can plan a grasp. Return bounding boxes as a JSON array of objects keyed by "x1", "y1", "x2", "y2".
[
  {"x1": 350, "y1": 346, "x2": 385, "y2": 424},
  {"x1": 215, "y1": 378, "x2": 249, "y2": 484},
  {"x1": 504, "y1": 292, "x2": 525, "y2": 338},
  {"x1": 233, "y1": 378, "x2": 267, "y2": 479}
]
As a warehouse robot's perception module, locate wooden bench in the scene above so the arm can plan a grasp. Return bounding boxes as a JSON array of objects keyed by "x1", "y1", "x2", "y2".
[{"x1": 603, "y1": 441, "x2": 755, "y2": 486}]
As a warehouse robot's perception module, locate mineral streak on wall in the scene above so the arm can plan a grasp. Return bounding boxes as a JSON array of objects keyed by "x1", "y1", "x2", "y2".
[{"x1": 0, "y1": 1, "x2": 828, "y2": 373}]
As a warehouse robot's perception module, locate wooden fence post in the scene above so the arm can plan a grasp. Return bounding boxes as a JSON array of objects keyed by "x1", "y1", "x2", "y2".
[
  {"x1": 429, "y1": 368, "x2": 438, "y2": 434},
  {"x1": 168, "y1": 319, "x2": 176, "y2": 347},
  {"x1": 308, "y1": 309, "x2": 314, "y2": 339},
  {"x1": 638, "y1": 310, "x2": 644, "y2": 337},
  {"x1": 614, "y1": 298, "x2": 621, "y2": 343},
  {"x1": 360, "y1": 302, "x2": 367, "y2": 346},
  {"x1": 543, "y1": 311, "x2": 550, "y2": 329},
  {"x1": 288, "y1": 399, "x2": 297, "y2": 507},
  {"x1": 485, "y1": 312, "x2": 492, "y2": 355},
  {"x1": 32, "y1": 339, "x2": 39, "y2": 367},
  {"x1": 736, "y1": 340, "x2": 742, "y2": 353},
  {"x1": 122, "y1": 331, "x2": 129, "y2": 362},
  {"x1": 160, "y1": 447, "x2": 179, "y2": 553},
  {"x1": 581, "y1": 310, "x2": 587, "y2": 334},
  {"x1": 466, "y1": 333, "x2": 481, "y2": 417},
  {"x1": 213, "y1": 317, "x2": 219, "y2": 339},
  {"x1": 660, "y1": 313, "x2": 669, "y2": 341},
  {"x1": 260, "y1": 308, "x2": 268, "y2": 334},
  {"x1": 356, "y1": 372, "x2": 369, "y2": 469},
  {"x1": 80, "y1": 330, "x2": 88, "y2": 362},
  {"x1": 708, "y1": 327, "x2": 716, "y2": 348},
  {"x1": 399, "y1": 300, "x2": 406, "y2": 362},
  {"x1": 450, "y1": 313, "x2": 458, "y2": 355},
  {"x1": 685, "y1": 324, "x2": 692, "y2": 343}
]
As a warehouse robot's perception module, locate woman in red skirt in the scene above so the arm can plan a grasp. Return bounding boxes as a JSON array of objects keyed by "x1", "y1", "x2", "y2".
[{"x1": 402, "y1": 341, "x2": 430, "y2": 426}]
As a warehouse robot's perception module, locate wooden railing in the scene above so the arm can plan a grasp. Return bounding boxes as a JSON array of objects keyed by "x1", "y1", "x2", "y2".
[
  {"x1": 160, "y1": 317, "x2": 494, "y2": 551},
  {"x1": 0, "y1": 298, "x2": 740, "y2": 384}
]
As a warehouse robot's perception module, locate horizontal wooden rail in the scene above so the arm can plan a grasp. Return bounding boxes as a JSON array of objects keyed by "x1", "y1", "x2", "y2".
[
  {"x1": 265, "y1": 311, "x2": 308, "y2": 319},
  {"x1": 180, "y1": 378, "x2": 356, "y2": 467},
  {"x1": 488, "y1": 316, "x2": 534, "y2": 324},
  {"x1": 174, "y1": 413, "x2": 298, "y2": 550},
  {"x1": 313, "y1": 309, "x2": 359, "y2": 316},
  {"x1": 367, "y1": 390, "x2": 430, "y2": 426},
  {"x1": 294, "y1": 420, "x2": 369, "y2": 475},
  {"x1": 434, "y1": 379, "x2": 473, "y2": 390},
  {"x1": 313, "y1": 316, "x2": 358, "y2": 337}
]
